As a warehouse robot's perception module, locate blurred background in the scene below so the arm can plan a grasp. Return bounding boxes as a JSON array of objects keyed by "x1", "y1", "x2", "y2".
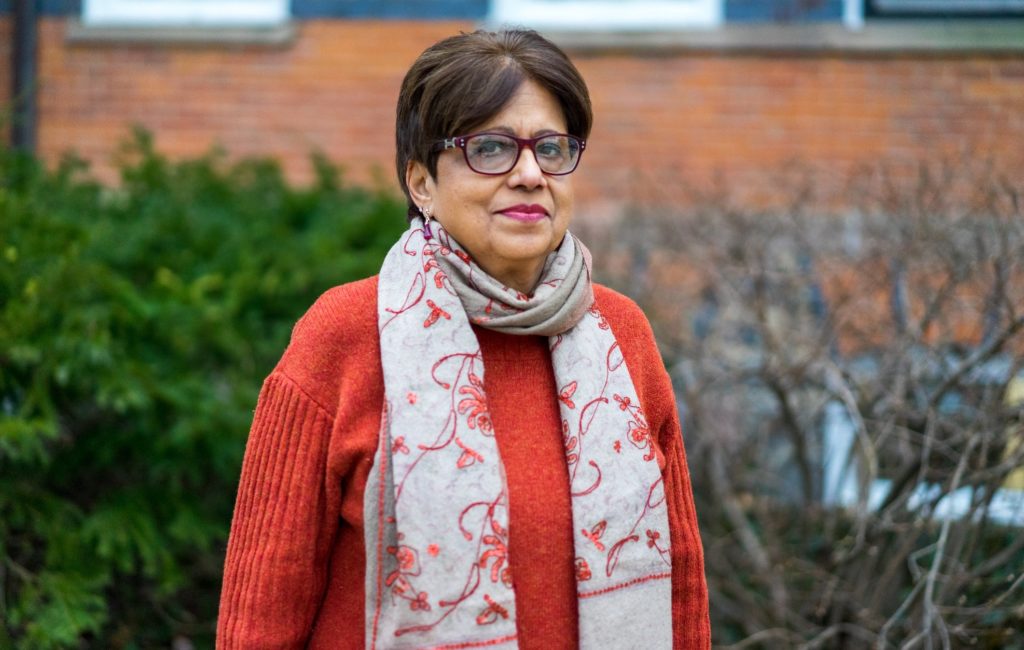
[{"x1": 2, "y1": 1, "x2": 1023, "y2": 647}]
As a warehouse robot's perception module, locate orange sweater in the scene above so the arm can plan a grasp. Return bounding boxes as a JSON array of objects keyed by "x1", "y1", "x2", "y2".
[{"x1": 217, "y1": 276, "x2": 710, "y2": 648}]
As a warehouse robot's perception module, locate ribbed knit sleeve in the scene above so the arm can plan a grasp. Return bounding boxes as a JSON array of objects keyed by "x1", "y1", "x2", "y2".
[
  {"x1": 217, "y1": 371, "x2": 337, "y2": 648},
  {"x1": 661, "y1": 409, "x2": 712, "y2": 649}
]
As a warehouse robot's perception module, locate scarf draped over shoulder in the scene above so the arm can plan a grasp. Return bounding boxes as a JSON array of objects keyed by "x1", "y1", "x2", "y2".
[{"x1": 365, "y1": 218, "x2": 672, "y2": 648}]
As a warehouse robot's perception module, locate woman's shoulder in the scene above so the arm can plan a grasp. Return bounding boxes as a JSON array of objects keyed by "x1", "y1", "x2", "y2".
[
  {"x1": 272, "y1": 275, "x2": 382, "y2": 411},
  {"x1": 293, "y1": 275, "x2": 380, "y2": 336},
  {"x1": 592, "y1": 283, "x2": 674, "y2": 407},
  {"x1": 592, "y1": 283, "x2": 654, "y2": 335}
]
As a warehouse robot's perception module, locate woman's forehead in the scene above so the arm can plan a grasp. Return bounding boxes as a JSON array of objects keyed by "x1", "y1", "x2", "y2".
[{"x1": 468, "y1": 80, "x2": 568, "y2": 136}]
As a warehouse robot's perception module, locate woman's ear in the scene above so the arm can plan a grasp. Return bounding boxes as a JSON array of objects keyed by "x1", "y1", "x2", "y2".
[{"x1": 406, "y1": 160, "x2": 435, "y2": 209}]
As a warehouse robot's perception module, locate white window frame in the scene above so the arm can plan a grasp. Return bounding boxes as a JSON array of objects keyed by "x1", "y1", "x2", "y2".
[
  {"x1": 82, "y1": 0, "x2": 289, "y2": 28},
  {"x1": 873, "y1": 0, "x2": 1024, "y2": 12},
  {"x1": 489, "y1": 0, "x2": 723, "y2": 31}
]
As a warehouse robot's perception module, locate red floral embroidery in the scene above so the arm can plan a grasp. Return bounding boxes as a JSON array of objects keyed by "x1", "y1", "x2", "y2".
[
  {"x1": 581, "y1": 520, "x2": 607, "y2": 552},
  {"x1": 479, "y1": 533, "x2": 510, "y2": 586},
  {"x1": 422, "y1": 248, "x2": 438, "y2": 274},
  {"x1": 389, "y1": 575, "x2": 411, "y2": 595},
  {"x1": 575, "y1": 557, "x2": 592, "y2": 582},
  {"x1": 392, "y1": 436, "x2": 410, "y2": 455},
  {"x1": 615, "y1": 393, "x2": 655, "y2": 462},
  {"x1": 558, "y1": 381, "x2": 578, "y2": 409},
  {"x1": 468, "y1": 515, "x2": 512, "y2": 588},
  {"x1": 565, "y1": 442, "x2": 579, "y2": 466},
  {"x1": 385, "y1": 539, "x2": 432, "y2": 611},
  {"x1": 455, "y1": 436, "x2": 484, "y2": 469},
  {"x1": 613, "y1": 440, "x2": 622, "y2": 453},
  {"x1": 420, "y1": 248, "x2": 448, "y2": 290},
  {"x1": 411, "y1": 591, "x2": 431, "y2": 611},
  {"x1": 628, "y1": 420, "x2": 654, "y2": 462},
  {"x1": 406, "y1": 391, "x2": 417, "y2": 405},
  {"x1": 458, "y1": 372, "x2": 493, "y2": 433},
  {"x1": 646, "y1": 529, "x2": 660, "y2": 548},
  {"x1": 629, "y1": 420, "x2": 648, "y2": 445},
  {"x1": 475, "y1": 594, "x2": 509, "y2": 626},
  {"x1": 392, "y1": 545, "x2": 416, "y2": 571},
  {"x1": 606, "y1": 533, "x2": 642, "y2": 578},
  {"x1": 423, "y1": 299, "x2": 451, "y2": 328},
  {"x1": 561, "y1": 419, "x2": 580, "y2": 465},
  {"x1": 603, "y1": 480, "x2": 671, "y2": 579},
  {"x1": 427, "y1": 544, "x2": 440, "y2": 557},
  {"x1": 588, "y1": 305, "x2": 610, "y2": 330}
]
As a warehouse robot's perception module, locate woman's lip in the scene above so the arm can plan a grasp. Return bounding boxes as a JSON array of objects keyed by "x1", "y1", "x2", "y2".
[{"x1": 498, "y1": 205, "x2": 549, "y2": 221}]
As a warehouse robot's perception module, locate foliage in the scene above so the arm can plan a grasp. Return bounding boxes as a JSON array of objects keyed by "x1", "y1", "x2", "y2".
[
  {"x1": 0, "y1": 130, "x2": 406, "y2": 647},
  {"x1": 588, "y1": 161, "x2": 1024, "y2": 648}
]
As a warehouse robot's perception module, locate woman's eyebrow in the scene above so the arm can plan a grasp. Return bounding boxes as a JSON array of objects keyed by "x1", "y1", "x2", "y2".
[{"x1": 479, "y1": 125, "x2": 562, "y2": 137}]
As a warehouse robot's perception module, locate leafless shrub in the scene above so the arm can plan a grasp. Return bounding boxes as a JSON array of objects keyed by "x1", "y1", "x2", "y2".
[{"x1": 584, "y1": 159, "x2": 1024, "y2": 649}]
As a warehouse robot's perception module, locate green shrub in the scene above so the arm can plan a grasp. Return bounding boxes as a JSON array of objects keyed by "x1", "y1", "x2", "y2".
[{"x1": 0, "y1": 130, "x2": 406, "y2": 648}]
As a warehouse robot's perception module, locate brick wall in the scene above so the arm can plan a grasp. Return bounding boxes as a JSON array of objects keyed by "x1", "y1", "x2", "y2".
[
  {"x1": 34, "y1": 20, "x2": 472, "y2": 190},
  {"x1": 573, "y1": 52, "x2": 1024, "y2": 212},
  {"x1": 14, "y1": 18, "x2": 1024, "y2": 215}
]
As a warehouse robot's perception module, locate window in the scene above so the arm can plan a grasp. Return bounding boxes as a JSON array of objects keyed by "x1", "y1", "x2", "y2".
[
  {"x1": 870, "y1": 0, "x2": 1024, "y2": 15},
  {"x1": 488, "y1": 0, "x2": 723, "y2": 30},
  {"x1": 82, "y1": 0, "x2": 290, "y2": 27},
  {"x1": 823, "y1": 372, "x2": 1024, "y2": 528}
]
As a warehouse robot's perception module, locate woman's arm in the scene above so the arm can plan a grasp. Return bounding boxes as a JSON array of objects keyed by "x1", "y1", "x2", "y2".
[
  {"x1": 217, "y1": 371, "x2": 338, "y2": 648},
  {"x1": 660, "y1": 407, "x2": 712, "y2": 649}
]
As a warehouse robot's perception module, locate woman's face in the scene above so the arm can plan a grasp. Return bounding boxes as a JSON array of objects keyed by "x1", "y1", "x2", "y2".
[{"x1": 407, "y1": 79, "x2": 575, "y2": 294}]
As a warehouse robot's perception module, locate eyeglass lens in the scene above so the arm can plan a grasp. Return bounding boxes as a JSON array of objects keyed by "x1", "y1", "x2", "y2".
[{"x1": 465, "y1": 134, "x2": 581, "y2": 175}]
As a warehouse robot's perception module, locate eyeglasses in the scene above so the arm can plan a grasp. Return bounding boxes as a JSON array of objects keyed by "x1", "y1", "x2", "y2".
[{"x1": 431, "y1": 132, "x2": 586, "y2": 176}]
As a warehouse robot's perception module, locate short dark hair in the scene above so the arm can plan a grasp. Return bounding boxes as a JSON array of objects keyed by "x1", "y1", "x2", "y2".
[{"x1": 395, "y1": 29, "x2": 593, "y2": 213}]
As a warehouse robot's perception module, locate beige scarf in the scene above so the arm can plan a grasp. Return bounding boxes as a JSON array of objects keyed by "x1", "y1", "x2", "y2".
[{"x1": 365, "y1": 218, "x2": 672, "y2": 648}]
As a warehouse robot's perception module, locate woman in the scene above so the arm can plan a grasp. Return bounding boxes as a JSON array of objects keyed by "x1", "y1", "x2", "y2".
[{"x1": 218, "y1": 29, "x2": 710, "y2": 649}]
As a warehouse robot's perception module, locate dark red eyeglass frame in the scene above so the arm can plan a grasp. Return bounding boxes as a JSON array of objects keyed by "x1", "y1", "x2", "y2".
[{"x1": 430, "y1": 132, "x2": 587, "y2": 176}]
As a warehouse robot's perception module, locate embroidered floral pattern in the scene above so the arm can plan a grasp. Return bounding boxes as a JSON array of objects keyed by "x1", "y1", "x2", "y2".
[
  {"x1": 581, "y1": 520, "x2": 607, "y2": 552},
  {"x1": 372, "y1": 219, "x2": 672, "y2": 648},
  {"x1": 385, "y1": 535, "x2": 431, "y2": 612},
  {"x1": 615, "y1": 393, "x2": 655, "y2": 462},
  {"x1": 479, "y1": 517, "x2": 512, "y2": 588},
  {"x1": 476, "y1": 594, "x2": 510, "y2": 626},
  {"x1": 575, "y1": 557, "x2": 592, "y2": 582},
  {"x1": 458, "y1": 372, "x2": 493, "y2": 434}
]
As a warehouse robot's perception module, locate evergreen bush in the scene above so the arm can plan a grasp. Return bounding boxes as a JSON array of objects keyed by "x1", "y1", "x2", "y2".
[{"x1": 0, "y1": 130, "x2": 406, "y2": 648}]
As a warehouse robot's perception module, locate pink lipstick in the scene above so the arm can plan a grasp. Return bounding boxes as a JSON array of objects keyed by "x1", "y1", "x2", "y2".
[{"x1": 498, "y1": 204, "x2": 549, "y2": 222}]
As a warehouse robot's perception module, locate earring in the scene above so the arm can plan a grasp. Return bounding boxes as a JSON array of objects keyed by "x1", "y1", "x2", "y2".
[{"x1": 421, "y1": 205, "x2": 434, "y2": 240}]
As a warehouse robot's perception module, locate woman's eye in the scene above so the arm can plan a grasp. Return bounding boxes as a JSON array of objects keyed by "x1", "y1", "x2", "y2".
[
  {"x1": 536, "y1": 141, "x2": 566, "y2": 158},
  {"x1": 471, "y1": 138, "x2": 514, "y2": 157}
]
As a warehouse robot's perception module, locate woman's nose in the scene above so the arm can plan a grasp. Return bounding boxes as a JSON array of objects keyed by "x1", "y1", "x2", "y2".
[{"x1": 507, "y1": 147, "x2": 546, "y2": 189}]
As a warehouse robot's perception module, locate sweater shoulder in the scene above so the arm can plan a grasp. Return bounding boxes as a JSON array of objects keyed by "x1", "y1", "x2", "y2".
[
  {"x1": 273, "y1": 275, "x2": 381, "y2": 415},
  {"x1": 592, "y1": 283, "x2": 675, "y2": 416},
  {"x1": 291, "y1": 275, "x2": 379, "y2": 339},
  {"x1": 593, "y1": 283, "x2": 659, "y2": 358},
  {"x1": 593, "y1": 284, "x2": 647, "y2": 326}
]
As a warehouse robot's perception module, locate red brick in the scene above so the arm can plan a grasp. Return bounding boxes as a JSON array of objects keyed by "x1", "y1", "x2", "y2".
[{"x1": 0, "y1": 17, "x2": 1018, "y2": 215}]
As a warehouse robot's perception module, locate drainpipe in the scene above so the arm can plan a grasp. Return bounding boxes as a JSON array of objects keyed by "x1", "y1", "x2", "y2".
[{"x1": 12, "y1": 0, "x2": 38, "y2": 152}]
